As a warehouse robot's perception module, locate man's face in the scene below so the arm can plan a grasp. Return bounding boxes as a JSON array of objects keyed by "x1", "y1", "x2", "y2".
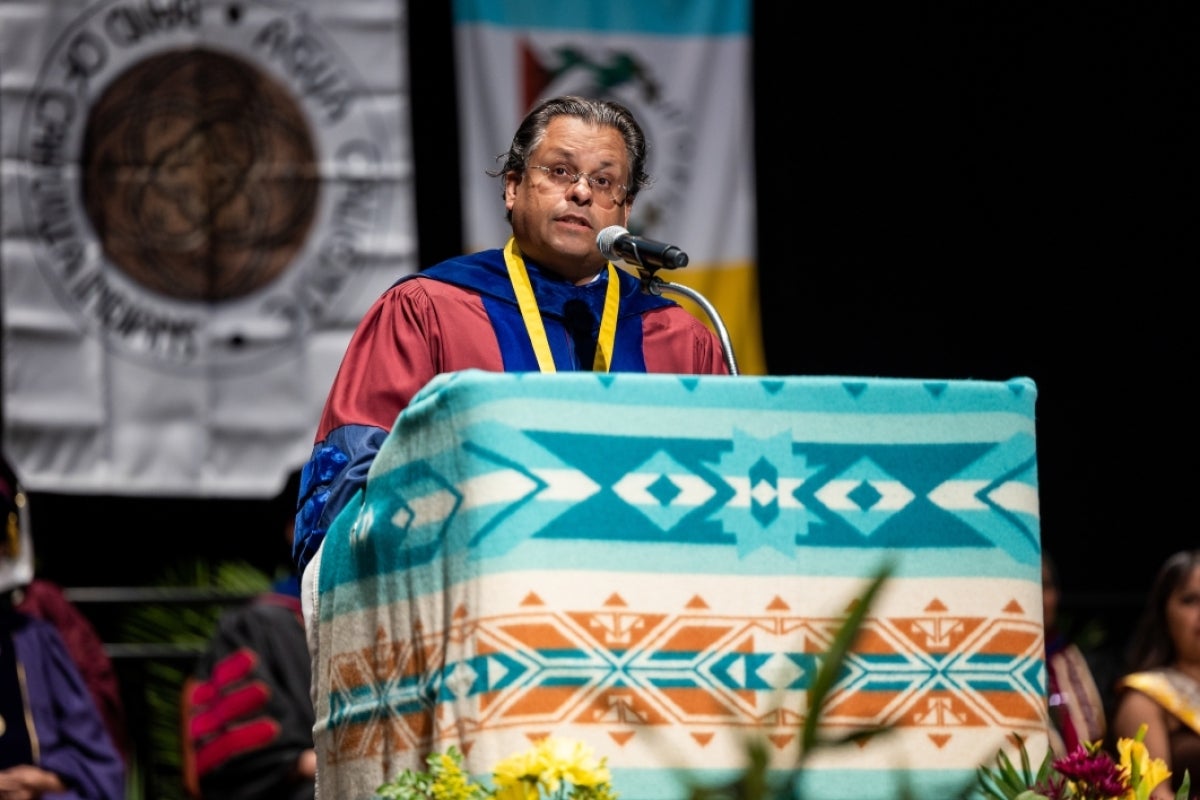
[{"x1": 505, "y1": 116, "x2": 632, "y2": 284}]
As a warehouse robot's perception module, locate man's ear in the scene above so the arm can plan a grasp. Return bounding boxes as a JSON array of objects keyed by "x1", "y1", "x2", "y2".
[{"x1": 504, "y1": 171, "x2": 521, "y2": 212}]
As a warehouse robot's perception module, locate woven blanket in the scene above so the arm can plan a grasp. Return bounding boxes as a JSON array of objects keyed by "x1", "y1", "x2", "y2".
[{"x1": 310, "y1": 370, "x2": 1048, "y2": 800}]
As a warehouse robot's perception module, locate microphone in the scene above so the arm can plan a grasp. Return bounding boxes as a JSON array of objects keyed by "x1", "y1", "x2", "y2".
[{"x1": 596, "y1": 226, "x2": 689, "y2": 270}]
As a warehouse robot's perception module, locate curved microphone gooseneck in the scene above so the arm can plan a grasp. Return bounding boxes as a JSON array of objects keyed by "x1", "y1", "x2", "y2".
[{"x1": 596, "y1": 226, "x2": 739, "y2": 376}]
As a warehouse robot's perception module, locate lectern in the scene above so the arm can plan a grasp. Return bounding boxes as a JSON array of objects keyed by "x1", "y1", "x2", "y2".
[{"x1": 309, "y1": 370, "x2": 1047, "y2": 800}]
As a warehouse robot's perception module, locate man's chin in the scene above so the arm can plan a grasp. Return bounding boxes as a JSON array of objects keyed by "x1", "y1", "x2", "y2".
[{"x1": 551, "y1": 256, "x2": 609, "y2": 284}]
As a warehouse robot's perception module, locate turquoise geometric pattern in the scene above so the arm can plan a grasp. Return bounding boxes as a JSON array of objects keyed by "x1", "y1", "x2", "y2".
[
  {"x1": 711, "y1": 429, "x2": 822, "y2": 556},
  {"x1": 312, "y1": 371, "x2": 1045, "y2": 800},
  {"x1": 332, "y1": 434, "x2": 1036, "y2": 582}
]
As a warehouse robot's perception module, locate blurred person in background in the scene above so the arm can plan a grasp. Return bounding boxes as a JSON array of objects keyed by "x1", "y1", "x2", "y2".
[
  {"x1": 1043, "y1": 550, "x2": 1108, "y2": 755},
  {"x1": 11, "y1": 568, "x2": 130, "y2": 764},
  {"x1": 1110, "y1": 549, "x2": 1200, "y2": 800},
  {"x1": 182, "y1": 470, "x2": 314, "y2": 800},
  {"x1": 0, "y1": 454, "x2": 125, "y2": 799}
]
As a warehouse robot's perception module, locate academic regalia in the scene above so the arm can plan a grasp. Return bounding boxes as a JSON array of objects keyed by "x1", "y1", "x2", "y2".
[{"x1": 293, "y1": 246, "x2": 729, "y2": 573}]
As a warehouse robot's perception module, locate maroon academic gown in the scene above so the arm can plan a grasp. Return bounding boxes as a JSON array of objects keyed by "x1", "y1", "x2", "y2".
[{"x1": 293, "y1": 248, "x2": 729, "y2": 572}]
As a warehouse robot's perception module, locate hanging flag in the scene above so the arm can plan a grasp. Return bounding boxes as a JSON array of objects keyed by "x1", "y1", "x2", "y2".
[
  {"x1": 0, "y1": 0, "x2": 417, "y2": 497},
  {"x1": 453, "y1": 0, "x2": 764, "y2": 375}
]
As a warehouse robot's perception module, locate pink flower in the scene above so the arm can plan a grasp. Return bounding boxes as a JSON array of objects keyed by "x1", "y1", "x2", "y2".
[
  {"x1": 1031, "y1": 775, "x2": 1072, "y2": 800},
  {"x1": 1052, "y1": 744, "x2": 1130, "y2": 799}
]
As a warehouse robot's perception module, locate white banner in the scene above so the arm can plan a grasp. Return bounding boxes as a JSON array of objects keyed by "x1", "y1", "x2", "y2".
[
  {"x1": 0, "y1": 0, "x2": 417, "y2": 497},
  {"x1": 452, "y1": 0, "x2": 764, "y2": 375}
]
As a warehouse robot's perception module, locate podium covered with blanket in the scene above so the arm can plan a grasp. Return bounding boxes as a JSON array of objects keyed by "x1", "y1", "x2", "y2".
[{"x1": 308, "y1": 370, "x2": 1049, "y2": 799}]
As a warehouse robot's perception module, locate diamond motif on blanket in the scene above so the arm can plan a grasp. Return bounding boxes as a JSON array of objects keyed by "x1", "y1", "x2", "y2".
[
  {"x1": 814, "y1": 456, "x2": 915, "y2": 536},
  {"x1": 612, "y1": 450, "x2": 714, "y2": 530}
]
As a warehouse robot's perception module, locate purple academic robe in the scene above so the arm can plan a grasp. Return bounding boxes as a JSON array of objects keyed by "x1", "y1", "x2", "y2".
[{"x1": 7, "y1": 614, "x2": 125, "y2": 800}]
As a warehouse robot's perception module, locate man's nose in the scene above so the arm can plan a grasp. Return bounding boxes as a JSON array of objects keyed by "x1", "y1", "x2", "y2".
[{"x1": 568, "y1": 174, "x2": 594, "y2": 202}]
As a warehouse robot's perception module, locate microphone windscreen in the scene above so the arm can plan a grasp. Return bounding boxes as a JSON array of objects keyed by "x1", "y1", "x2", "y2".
[{"x1": 596, "y1": 225, "x2": 628, "y2": 260}]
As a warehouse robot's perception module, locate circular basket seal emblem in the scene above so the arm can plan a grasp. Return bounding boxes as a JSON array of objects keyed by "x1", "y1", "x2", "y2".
[
  {"x1": 82, "y1": 48, "x2": 316, "y2": 303},
  {"x1": 16, "y1": 0, "x2": 402, "y2": 374}
]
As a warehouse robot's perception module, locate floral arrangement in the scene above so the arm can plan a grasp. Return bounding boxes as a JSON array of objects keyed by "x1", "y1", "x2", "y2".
[
  {"x1": 376, "y1": 736, "x2": 617, "y2": 800},
  {"x1": 976, "y1": 724, "x2": 1191, "y2": 800}
]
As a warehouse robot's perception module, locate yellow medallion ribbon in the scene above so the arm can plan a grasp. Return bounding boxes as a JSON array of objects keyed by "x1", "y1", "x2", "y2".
[{"x1": 503, "y1": 237, "x2": 620, "y2": 372}]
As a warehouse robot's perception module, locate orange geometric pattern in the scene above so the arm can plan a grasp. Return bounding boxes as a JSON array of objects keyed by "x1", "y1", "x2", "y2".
[{"x1": 325, "y1": 586, "x2": 1046, "y2": 768}]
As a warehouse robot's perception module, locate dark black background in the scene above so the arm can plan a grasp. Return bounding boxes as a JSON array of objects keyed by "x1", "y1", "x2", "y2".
[{"x1": 25, "y1": 2, "x2": 1193, "y2": 665}]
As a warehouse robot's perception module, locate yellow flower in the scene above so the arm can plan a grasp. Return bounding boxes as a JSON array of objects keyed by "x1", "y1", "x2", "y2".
[
  {"x1": 491, "y1": 784, "x2": 539, "y2": 800},
  {"x1": 430, "y1": 750, "x2": 477, "y2": 800},
  {"x1": 378, "y1": 737, "x2": 615, "y2": 800},
  {"x1": 492, "y1": 747, "x2": 541, "y2": 791},
  {"x1": 530, "y1": 737, "x2": 611, "y2": 791},
  {"x1": 1116, "y1": 725, "x2": 1172, "y2": 800}
]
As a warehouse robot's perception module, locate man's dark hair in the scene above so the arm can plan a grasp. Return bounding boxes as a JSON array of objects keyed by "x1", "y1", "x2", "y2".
[{"x1": 489, "y1": 95, "x2": 652, "y2": 215}]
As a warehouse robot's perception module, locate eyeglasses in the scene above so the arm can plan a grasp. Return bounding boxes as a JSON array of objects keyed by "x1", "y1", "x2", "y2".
[{"x1": 528, "y1": 164, "x2": 628, "y2": 208}]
